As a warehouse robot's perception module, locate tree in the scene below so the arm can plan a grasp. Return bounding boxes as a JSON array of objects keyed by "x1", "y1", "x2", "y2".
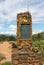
[
  {"x1": 37, "y1": 33, "x2": 41, "y2": 41},
  {"x1": 8, "y1": 35, "x2": 16, "y2": 41}
]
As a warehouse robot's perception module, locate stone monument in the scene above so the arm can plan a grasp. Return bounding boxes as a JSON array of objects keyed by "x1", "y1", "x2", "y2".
[{"x1": 12, "y1": 12, "x2": 44, "y2": 65}]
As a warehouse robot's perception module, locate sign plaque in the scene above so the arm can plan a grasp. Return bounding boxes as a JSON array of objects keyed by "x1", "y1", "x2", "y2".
[{"x1": 21, "y1": 24, "x2": 30, "y2": 39}]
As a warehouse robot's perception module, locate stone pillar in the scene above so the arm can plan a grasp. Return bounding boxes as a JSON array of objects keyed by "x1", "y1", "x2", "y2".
[
  {"x1": 39, "y1": 63, "x2": 43, "y2": 65},
  {"x1": 12, "y1": 12, "x2": 43, "y2": 65}
]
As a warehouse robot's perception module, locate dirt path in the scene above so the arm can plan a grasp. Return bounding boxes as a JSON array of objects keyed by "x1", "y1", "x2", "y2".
[{"x1": 0, "y1": 41, "x2": 12, "y2": 63}]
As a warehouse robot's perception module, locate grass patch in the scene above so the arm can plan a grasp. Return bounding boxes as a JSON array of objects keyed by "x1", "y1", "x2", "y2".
[{"x1": 1, "y1": 62, "x2": 11, "y2": 65}]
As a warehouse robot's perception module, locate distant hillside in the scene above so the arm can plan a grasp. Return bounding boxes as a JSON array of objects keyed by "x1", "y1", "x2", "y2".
[
  {"x1": 0, "y1": 32, "x2": 44, "y2": 42},
  {"x1": 0, "y1": 35, "x2": 16, "y2": 41},
  {"x1": 32, "y1": 32, "x2": 44, "y2": 41},
  {"x1": 32, "y1": 32, "x2": 44, "y2": 57},
  {"x1": 32, "y1": 32, "x2": 44, "y2": 47}
]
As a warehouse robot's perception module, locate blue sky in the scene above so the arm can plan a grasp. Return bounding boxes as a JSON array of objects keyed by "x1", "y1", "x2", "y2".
[{"x1": 0, "y1": 0, "x2": 44, "y2": 35}]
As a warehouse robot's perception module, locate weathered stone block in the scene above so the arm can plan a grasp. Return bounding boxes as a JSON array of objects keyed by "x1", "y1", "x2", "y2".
[{"x1": 12, "y1": 60, "x2": 18, "y2": 65}]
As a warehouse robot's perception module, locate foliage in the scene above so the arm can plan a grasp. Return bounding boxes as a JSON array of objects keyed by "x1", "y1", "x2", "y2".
[
  {"x1": 1, "y1": 62, "x2": 11, "y2": 65},
  {"x1": 0, "y1": 35, "x2": 16, "y2": 42},
  {"x1": 32, "y1": 32, "x2": 44, "y2": 58}
]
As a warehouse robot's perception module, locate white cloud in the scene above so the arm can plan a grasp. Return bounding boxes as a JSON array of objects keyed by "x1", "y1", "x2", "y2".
[
  {"x1": 0, "y1": 0, "x2": 44, "y2": 35},
  {"x1": 30, "y1": 1, "x2": 44, "y2": 23},
  {"x1": 0, "y1": 31, "x2": 16, "y2": 35},
  {"x1": 0, "y1": 27, "x2": 3, "y2": 29},
  {"x1": 9, "y1": 25, "x2": 17, "y2": 31},
  {"x1": 0, "y1": 24, "x2": 17, "y2": 35},
  {"x1": 33, "y1": 30, "x2": 43, "y2": 34},
  {"x1": 0, "y1": 24, "x2": 4, "y2": 29},
  {"x1": 0, "y1": 0, "x2": 44, "y2": 23}
]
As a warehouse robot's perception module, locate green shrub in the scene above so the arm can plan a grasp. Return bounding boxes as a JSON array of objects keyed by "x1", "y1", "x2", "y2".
[{"x1": 1, "y1": 62, "x2": 11, "y2": 65}]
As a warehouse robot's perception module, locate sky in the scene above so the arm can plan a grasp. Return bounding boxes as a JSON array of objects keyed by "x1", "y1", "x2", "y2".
[{"x1": 0, "y1": 0, "x2": 44, "y2": 35}]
